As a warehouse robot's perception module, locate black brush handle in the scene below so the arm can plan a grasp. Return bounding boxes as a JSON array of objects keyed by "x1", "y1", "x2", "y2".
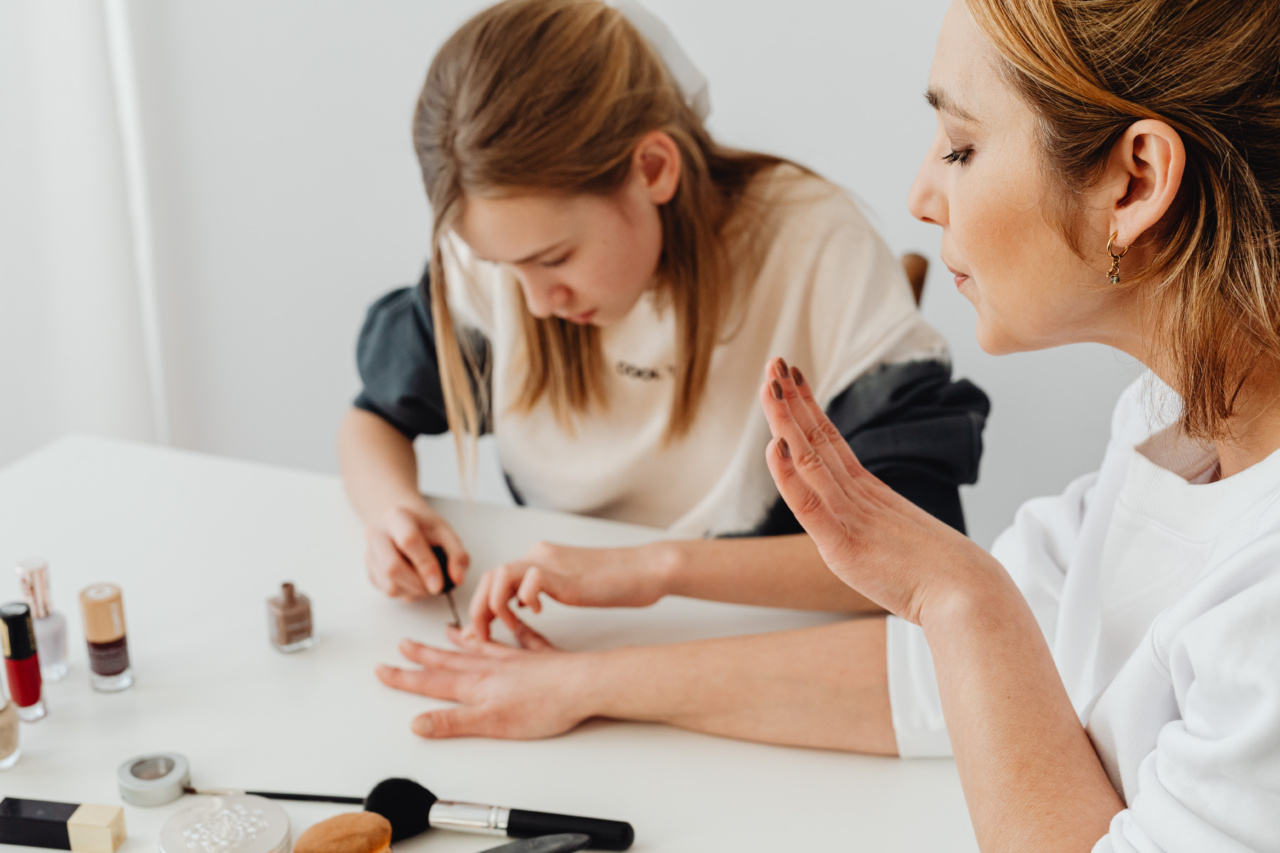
[
  {"x1": 245, "y1": 790, "x2": 365, "y2": 805},
  {"x1": 507, "y1": 810, "x2": 633, "y2": 851},
  {"x1": 432, "y1": 546, "x2": 455, "y2": 593}
]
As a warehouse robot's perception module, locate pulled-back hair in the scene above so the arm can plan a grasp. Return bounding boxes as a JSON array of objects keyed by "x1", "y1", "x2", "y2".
[
  {"x1": 413, "y1": 0, "x2": 789, "y2": 472},
  {"x1": 966, "y1": 0, "x2": 1280, "y2": 440}
]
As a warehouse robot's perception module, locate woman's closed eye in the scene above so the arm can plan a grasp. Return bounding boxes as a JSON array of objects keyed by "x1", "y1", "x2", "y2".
[
  {"x1": 541, "y1": 252, "x2": 572, "y2": 268},
  {"x1": 942, "y1": 147, "x2": 973, "y2": 166}
]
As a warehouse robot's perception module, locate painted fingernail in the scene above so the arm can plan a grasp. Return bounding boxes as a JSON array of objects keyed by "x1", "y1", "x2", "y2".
[
  {"x1": 771, "y1": 380, "x2": 784, "y2": 400},
  {"x1": 412, "y1": 717, "x2": 434, "y2": 737},
  {"x1": 776, "y1": 357, "x2": 789, "y2": 375},
  {"x1": 791, "y1": 366, "x2": 805, "y2": 387},
  {"x1": 777, "y1": 437, "x2": 791, "y2": 459}
]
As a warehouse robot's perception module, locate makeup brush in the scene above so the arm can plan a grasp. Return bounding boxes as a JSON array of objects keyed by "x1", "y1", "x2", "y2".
[
  {"x1": 364, "y1": 778, "x2": 634, "y2": 851},
  {"x1": 182, "y1": 786, "x2": 363, "y2": 805},
  {"x1": 432, "y1": 546, "x2": 462, "y2": 628}
]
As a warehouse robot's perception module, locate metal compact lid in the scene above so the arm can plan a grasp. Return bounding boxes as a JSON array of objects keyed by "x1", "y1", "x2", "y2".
[
  {"x1": 0, "y1": 602, "x2": 37, "y2": 660},
  {"x1": 159, "y1": 795, "x2": 291, "y2": 853}
]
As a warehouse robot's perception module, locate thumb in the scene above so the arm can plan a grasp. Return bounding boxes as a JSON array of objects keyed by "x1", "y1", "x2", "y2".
[{"x1": 411, "y1": 706, "x2": 493, "y2": 739}]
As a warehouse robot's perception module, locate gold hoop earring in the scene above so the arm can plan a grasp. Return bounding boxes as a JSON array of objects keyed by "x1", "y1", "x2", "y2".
[{"x1": 1107, "y1": 232, "x2": 1129, "y2": 284}]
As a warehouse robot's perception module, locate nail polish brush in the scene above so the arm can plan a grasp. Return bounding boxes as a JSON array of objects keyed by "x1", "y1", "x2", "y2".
[
  {"x1": 431, "y1": 546, "x2": 462, "y2": 628},
  {"x1": 364, "y1": 777, "x2": 634, "y2": 850}
]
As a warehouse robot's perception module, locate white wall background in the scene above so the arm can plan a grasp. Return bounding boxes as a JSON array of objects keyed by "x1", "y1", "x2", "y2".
[{"x1": 0, "y1": 0, "x2": 1141, "y2": 548}]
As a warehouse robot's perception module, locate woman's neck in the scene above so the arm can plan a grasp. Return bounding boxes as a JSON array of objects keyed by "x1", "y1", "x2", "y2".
[{"x1": 1215, "y1": 363, "x2": 1280, "y2": 478}]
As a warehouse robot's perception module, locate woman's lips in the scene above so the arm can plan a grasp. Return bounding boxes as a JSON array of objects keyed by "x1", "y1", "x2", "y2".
[
  {"x1": 563, "y1": 309, "x2": 597, "y2": 324},
  {"x1": 945, "y1": 263, "x2": 969, "y2": 289}
]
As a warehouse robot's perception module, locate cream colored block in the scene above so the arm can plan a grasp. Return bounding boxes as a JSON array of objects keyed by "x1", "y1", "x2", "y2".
[{"x1": 68, "y1": 803, "x2": 126, "y2": 853}]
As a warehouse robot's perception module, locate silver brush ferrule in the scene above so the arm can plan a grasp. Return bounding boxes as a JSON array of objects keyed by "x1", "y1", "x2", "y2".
[{"x1": 428, "y1": 801, "x2": 511, "y2": 836}]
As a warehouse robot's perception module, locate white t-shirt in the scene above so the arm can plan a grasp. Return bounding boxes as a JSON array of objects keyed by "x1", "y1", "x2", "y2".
[
  {"x1": 442, "y1": 167, "x2": 949, "y2": 536},
  {"x1": 888, "y1": 376, "x2": 1280, "y2": 851}
]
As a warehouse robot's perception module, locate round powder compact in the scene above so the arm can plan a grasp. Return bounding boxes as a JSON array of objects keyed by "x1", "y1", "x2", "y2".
[
  {"x1": 158, "y1": 795, "x2": 290, "y2": 853},
  {"x1": 293, "y1": 812, "x2": 392, "y2": 853}
]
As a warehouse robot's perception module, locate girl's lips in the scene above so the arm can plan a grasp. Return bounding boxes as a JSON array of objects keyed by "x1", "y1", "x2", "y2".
[{"x1": 564, "y1": 309, "x2": 597, "y2": 324}]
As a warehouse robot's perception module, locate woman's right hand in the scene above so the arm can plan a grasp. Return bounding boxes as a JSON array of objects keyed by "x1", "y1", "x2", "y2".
[
  {"x1": 468, "y1": 541, "x2": 677, "y2": 641},
  {"x1": 364, "y1": 502, "x2": 470, "y2": 601}
]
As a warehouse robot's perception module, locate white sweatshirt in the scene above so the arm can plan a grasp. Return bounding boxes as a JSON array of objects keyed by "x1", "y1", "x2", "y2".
[{"x1": 887, "y1": 376, "x2": 1280, "y2": 851}]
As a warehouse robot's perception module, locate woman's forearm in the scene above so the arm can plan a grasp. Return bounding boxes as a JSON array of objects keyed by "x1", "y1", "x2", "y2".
[
  {"x1": 338, "y1": 407, "x2": 426, "y2": 523},
  {"x1": 924, "y1": 575, "x2": 1123, "y2": 851},
  {"x1": 582, "y1": 617, "x2": 897, "y2": 753},
  {"x1": 661, "y1": 535, "x2": 882, "y2": 613}
]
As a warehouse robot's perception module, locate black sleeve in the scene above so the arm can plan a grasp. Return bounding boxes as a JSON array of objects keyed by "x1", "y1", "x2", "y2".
[
  {"x1": 745, "y1": 359, "x2": 990, "y2": 536},
  {"x1": 351, "y1": 266, "x2": 491, "y2": 438}
]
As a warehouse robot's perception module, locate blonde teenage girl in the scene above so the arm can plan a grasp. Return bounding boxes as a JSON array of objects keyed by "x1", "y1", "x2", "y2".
[{"x1": 341, "y1": 0, "x2": 986, "y2": 743}]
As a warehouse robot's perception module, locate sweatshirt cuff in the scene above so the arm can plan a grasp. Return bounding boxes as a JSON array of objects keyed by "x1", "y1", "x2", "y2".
[{"x1": 885, "y1": 615, "x2": 953, "y2": 758}]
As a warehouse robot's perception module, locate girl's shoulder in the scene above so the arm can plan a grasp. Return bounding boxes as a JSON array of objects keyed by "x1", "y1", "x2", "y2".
[{"x1": 744, "y1": 164, "x2": 876, "y2": 241}]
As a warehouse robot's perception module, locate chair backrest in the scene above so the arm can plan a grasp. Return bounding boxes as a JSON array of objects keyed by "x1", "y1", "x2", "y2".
[{"x1": 900, "y1": 253, "x2": 928, "y2": 306}]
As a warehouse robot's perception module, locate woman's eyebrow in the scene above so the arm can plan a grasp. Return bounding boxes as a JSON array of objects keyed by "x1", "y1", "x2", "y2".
[{"x1": 925, "y1": 87, "x2": 981, "y2": 125}]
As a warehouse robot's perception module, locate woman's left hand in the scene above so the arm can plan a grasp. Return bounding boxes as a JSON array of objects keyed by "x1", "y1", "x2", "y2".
[
  {"x1": 758, "y1": 358, "x2": 996, "y2": 625},
  {"x1": 376, "y1": 623, "x2": 599, "y2": 739}
]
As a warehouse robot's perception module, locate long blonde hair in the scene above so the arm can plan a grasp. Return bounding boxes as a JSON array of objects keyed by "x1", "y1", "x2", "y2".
[
  {"x1": 412, "y1": 0, "x2": 789, "y2": 476},
  {"x1": 967, "y1": 0, "x2": 1280, "y2": 440}
]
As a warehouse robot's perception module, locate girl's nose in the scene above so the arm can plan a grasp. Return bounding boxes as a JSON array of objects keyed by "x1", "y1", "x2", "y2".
[{"x1": 518, "y1": 273, "x2": 572, "y2": 319}]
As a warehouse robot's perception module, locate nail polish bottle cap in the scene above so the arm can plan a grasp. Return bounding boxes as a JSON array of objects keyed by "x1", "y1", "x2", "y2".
[
  {"x1": 16, "y1": 558, "x2": 52, "y2": 620},
  {"x1": 80, "y1": 583, "x2": 127, "y2": 644},
  {"x1": 0, "y1": 603, "x2": 37, "y2": 660}
]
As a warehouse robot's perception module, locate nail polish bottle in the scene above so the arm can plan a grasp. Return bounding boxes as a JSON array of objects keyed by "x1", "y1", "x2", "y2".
[
  {"x1": 79, "y1": 583, "x2": 133, "y2": 692},
  {"x1": 0, "y1": 691, "x2": 20, "y2": 769},
  {"x1": 267, "y1": 582, "x2": 316, "y2": 653},
  {"x1": 0, "y1": 603, "x2": 46, "y2": 721},
  {"x1": 16, "y1": 558, "x2": 68, "y2": 682}
]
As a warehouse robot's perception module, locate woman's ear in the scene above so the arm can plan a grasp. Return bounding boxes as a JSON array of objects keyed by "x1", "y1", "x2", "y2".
[
  {"x1": 1107, "y1": 119, "x2": 1185, "y2": 250},
  {"x1": 632, "y1": 130, "x2": 682, "y2": 205}
]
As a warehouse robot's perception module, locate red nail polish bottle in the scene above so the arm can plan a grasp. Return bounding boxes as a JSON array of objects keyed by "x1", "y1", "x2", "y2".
[{"x1": 0, "y1": 603, "x2": 46, "y2": 722}]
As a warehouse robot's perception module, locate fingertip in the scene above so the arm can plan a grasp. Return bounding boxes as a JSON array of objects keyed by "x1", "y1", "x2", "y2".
[
  {"x1": 776, "y1": 436, "x2": 791, "y2": 460},
  {"x1": 790, "y1": 365, "x2": 805, "y2": 388},
  {"x1": 411, "y1": 715, "x2": 436, "y2": 738}
]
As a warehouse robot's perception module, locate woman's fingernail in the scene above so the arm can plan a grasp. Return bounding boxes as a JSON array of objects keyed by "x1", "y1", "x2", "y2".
[
  {"x1": 777, "y1": 437, "x2": 791, "y2": 459},
  {"x1": 412, "y1": 717, "x2": 434, "y2": 737},
  {"x1": 771, "y1": 380, "x2": 784, "y2": 400},
  {"x1": 776, "y1": 357, "x2": 789, "y2": 375},
  {"x1": 791, "y1": 366, "x2": 805, "y2": 387}
]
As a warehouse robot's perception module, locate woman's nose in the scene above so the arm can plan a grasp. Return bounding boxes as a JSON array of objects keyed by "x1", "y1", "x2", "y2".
[{"x1": 908, "y1": 145, "x2": 948, "y2": 228}]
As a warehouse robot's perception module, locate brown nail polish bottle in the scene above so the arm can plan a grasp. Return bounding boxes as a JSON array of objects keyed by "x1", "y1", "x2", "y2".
[
  {"x1": 267, "y1": 583, "x2": 316, "y2": 653},
  {"x1": 79, "y1": 583, "x2": 133, "y2": 693}
]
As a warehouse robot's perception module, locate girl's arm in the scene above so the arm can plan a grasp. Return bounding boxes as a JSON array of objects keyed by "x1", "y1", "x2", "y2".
[
  {"x1": 760, "y1": 359, "x2": 1121, "y2": 851},
  {"x1": 339, "y1": 407, "x2": 469, "y2": 599},
  {"x1": 467, "y1": 534, "x2": 881, "y2": 641},
  {"x1": 377, "y1": 617, "x2": 896, "y2": 754}
]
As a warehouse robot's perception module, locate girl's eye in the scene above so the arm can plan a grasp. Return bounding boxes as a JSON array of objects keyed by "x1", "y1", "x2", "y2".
[
  {"x1": 942, "y1": 147, "x2": 973, "y2": 166},
  {"x1": 541, "y1": 253, "x2": 571, "y2": 268}
]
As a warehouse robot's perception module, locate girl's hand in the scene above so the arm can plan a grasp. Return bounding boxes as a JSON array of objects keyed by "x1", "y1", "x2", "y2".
[
  {"x1": 375, "y1": 624, "x2": 598, "y2": 739},
  {"x1": 468, "y1": 541, "x2": 675, "y2": 641},
  {"x1": 759, "y1": 358, "x2": 993, "y2": 625},
  {"x1": 364, "y1": 502, "x2": 469, "y2": 601}
]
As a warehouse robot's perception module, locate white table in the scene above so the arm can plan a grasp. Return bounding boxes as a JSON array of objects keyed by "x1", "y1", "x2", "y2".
[{"x1": 0, "y1": 436, "x2": 977, "y2": 852}]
